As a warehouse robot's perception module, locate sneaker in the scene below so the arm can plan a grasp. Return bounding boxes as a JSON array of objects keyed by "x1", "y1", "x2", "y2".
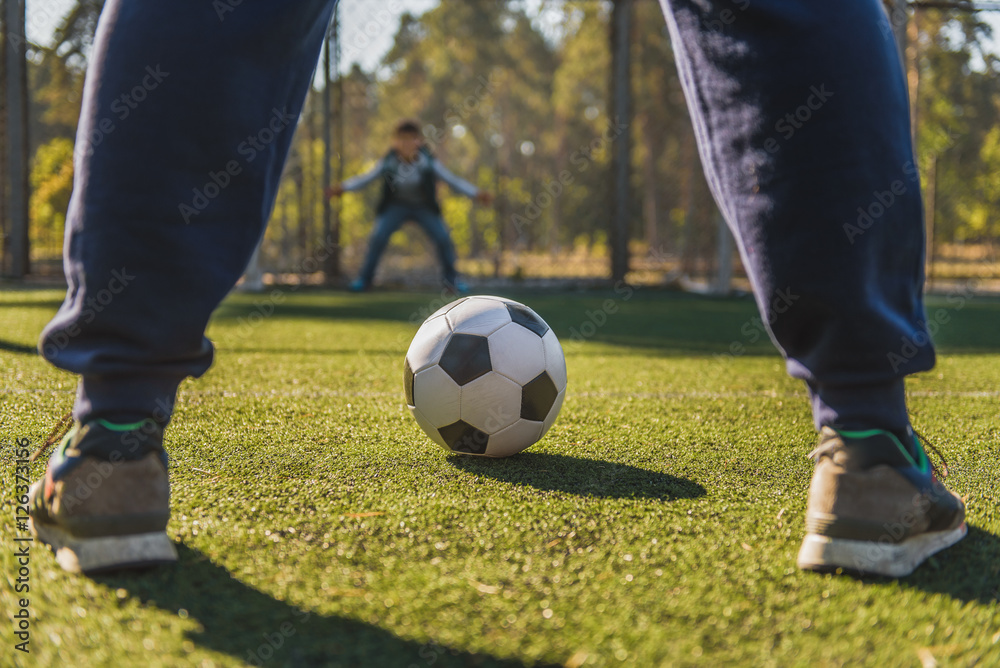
[
  {"x1": 348, "y1": 278, "x2": 369, "y2": 292},
  {"x1": 29, "y1": 418, "x2": 177, "y2": 574},
  {"x1": 797, "y1": 426, "x2": 966, "y2": 577}
]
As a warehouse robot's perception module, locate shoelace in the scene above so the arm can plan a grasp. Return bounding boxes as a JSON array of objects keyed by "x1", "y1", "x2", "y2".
[
  {"x1": 29, "y1": 411, "x2": 73, "y2": 463},
  {"x1": 914, "y1": 428, "x2": 950, "y2": 479},
  {"x1": 805, "y1": 440, "x2": 837, "y2": 462}
]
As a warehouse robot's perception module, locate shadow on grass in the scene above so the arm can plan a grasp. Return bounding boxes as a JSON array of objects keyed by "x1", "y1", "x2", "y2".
[
  {"x1": 448, "y1": 452, "x2": 706, "y2": 500},
  {"x1": 6, "y1": 288, "x2": 1000, "y2": 358},
  {"x1": 212, "y1": 292, "x2": 438, "y2": 326},
  {"x1": 210, "y1": 291, "x2": 783, "y2": 358},
  {"x1": 832, "y1": 525, "x2": 1000, "y2": 605},
  {"x1": 898, "y1": 524, "x2": 1000, "y2": 604},
  {"x1": 0, "y1": 297, "x2": 65, "y2": 309},
  {"x1": 0, "y1": 338, "x2": 37, "y2": 355},
  {"x1": 96, "y1": 544, "x2": 546, "y2": 668},
  {"x1": 212, "y1": 289, "x2": 1000, "y2": 357},
  {"x1": 214, "y1": 347, "x2": 403, "y2": 356}
]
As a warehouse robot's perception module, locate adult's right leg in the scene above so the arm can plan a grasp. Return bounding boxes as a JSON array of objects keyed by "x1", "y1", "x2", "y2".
[
  {"x1": 40, "y1": 0, "x2": 338, "y2": 426},
  {"x1": 32, "y1": 0, "x2": 338, "y2": 574},
  {"x1": 357, "y1": 205, "x2": 410, "y2": 287},
  {"x1": 657, "y1": 0, "x2": 965, "y2": 576}
]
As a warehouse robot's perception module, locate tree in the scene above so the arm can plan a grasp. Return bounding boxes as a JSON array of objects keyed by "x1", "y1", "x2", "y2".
[
  {"x1": 29, "y1": 137, "x2": 74, "y2": 256},
  {"x1": 915, "y1": 10, "x2": 1000, "y2": 252}
]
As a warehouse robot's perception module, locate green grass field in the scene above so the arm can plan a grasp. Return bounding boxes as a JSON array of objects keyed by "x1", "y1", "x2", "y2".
[{"x1": 2, "y1": 286, "x2": 998, "y2": 667}]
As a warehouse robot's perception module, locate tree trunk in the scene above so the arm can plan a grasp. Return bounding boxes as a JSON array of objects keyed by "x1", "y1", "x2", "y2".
[
  {"x1": 679, "y1": 131, "x2": 696, "y2": 275},
  {"x1": 2, "y1": 0, "x2": 29, "y2": 277},
  {"x1": 296, "y1": 167, "x2": 306, "y2": 269},
  {"x1": 609, "y1": 0, "x2": 633, "y2": 283},
  {"x1": 906, "y1": 7, "x2": 919, "y2": 146},
  {"x1": 640, "y1": 110, "x2": 661, "y2": 255}
]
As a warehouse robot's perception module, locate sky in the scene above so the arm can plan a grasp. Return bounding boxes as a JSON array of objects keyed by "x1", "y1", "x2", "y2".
[
  {"x1": 27, "y1": 0, "x2": 440, "y2": 74},
  {"x1": 25, "y1": 0, "x2": 1000, "y2": 72}
]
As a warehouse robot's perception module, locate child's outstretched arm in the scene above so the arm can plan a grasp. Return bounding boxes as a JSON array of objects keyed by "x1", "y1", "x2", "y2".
[
  {"x1": 433, "y1": 161, "x2": 492, "y2": 204},
  {"x1": 325, "y1": 159, "x2": 384, "y2": 198}
]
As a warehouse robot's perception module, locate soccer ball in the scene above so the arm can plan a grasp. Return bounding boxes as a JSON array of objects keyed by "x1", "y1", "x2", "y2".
[{"x1": 404, "y1": 296, "x2": 567, "y2": 457}]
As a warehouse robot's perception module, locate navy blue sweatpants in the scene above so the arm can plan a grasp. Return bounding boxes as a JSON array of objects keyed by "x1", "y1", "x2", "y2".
[{"x1": 40, "y1": 0, "x2": 933, "y2": 433}]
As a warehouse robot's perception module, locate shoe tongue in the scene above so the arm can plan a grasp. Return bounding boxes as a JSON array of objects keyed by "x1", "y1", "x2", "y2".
[
  {"x1": 825, "y1": 428, "x2": 919, "y2": 470},
  {"x1": 74, "y1": 420, "x2": 165, "y2": 460}
]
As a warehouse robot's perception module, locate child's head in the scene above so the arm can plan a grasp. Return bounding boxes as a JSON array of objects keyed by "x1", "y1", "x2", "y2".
[{"x1": 392, "y1": 119, "x2": 423, "y2": 161}]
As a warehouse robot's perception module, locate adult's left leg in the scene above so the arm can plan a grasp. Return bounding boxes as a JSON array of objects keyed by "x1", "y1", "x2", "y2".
[{"x1": 656, "y1": 0, "x2": 965, "y2": 577}]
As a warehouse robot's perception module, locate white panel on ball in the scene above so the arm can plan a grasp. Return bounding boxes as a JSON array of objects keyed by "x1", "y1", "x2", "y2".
[
  {"x1": 488, "y1": 322, "x2": 547, "y2": 385},
  {"x1": 413, "y1": 365, "x2": 462, "y2": 427},
  {"x1": 446, "y1": 297, "x2": 512, "y2": 336},
  {"x1": 409, "y1": 405, "x2": 448, "y2": 449},
  {"x1": 425, "y1": 297, "x2": 466, "y2": 321},
  {"x1": 540, "y1": 387, "x2": 566, "y2": 437},
  {"x1": 406, "y1": 316, "x2": 453, "y2": 372},
  {"x1": 459, "y1": 372, "x2": 522, "y2": 434},
  {"x1": 487, "y1": 419, "x2": 543, "y2": 457},
  {"x1": 541, "y1": 329, "x2": 568, "y2": 390}
]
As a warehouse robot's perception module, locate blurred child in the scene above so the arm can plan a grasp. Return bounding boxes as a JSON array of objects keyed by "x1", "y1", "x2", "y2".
[{"x1": 326, "y1": 119, "x2": 492, "y2": 292}]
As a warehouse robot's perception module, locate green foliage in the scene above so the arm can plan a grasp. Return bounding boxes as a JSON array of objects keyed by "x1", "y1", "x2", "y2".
[
  {"x1": 914, "y1": 11, "x2": 1000, "y2": 243},
  {"x1": 29, "y1": 2, "x2": 105, "y2": 147},
  {"x1": 29, "y1": 138, "x2": 75, "y2": 255},
  {"x1": 25, "y1": 2, "x2": 1000, "y2": 271},
  {"x1": 316, "y1": 2, "x2": 1000, "y2": 268},
  {"x1": 954, "y1": 125, "x2": 1000, "y2": 239}
]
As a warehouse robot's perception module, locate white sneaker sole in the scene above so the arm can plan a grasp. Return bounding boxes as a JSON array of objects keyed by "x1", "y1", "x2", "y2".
[
  {"x1": 797, "y1": 523, "x2": 967, "y2": 577},
  {"x1": 30, "y1": 518, "x2": 178, "y2": 574}
]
